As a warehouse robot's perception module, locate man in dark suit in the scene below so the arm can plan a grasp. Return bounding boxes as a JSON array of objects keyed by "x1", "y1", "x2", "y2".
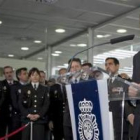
[
  {"x1": 40, "y1": 71, "x2": 48, "y2": 86},
  {"x1": 0, "y1": 66, "x2": 18, "y2": 138},
  {"x1": 49, "y1": 83, "x2": 64, "y2": 140},
  {"x1": 48, "y1": 68, "x2": 66, "y2": 140},
  {"x1": 132, "y1": 51, "x2": 140, "y2": 83},
  {"x1": 63, "y1": 58, "x2": 82, "y2": 140},
  {"x1": 10, "y1": 67, "x2": 28, "y2": 140},
  {"x1": 105, "y1": 57, "x2": 129, "y2": 140},
  {"x1": 128, "y1": 51, "x2": 140, "y2": 140}
]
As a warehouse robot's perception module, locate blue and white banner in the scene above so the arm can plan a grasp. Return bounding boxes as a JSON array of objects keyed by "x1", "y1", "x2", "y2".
[{"x1": 66, "y1": 80, "x2": 111, "y2": 140}]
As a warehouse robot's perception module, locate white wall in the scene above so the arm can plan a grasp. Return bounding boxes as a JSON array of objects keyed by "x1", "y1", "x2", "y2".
[{"x1": 0, "y1": 58, "x2": 46, "y2": 80}]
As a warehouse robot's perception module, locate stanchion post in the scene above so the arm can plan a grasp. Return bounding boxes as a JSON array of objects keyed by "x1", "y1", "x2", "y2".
[
  {"x1": 30, "y1": 122, "x2": 33, "y2": 140},
  {"x1": 121, "y1": 92, "x2": 125, "y2": 140}
]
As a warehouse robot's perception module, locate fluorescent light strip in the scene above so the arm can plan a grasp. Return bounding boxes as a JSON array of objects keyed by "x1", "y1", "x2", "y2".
[
  {"x1": 124, "y1": 67, "x2": 133, "y2": 69},
  {"x1": 119, "y1": 69, "x2": 132, "y2": 72},
  {"x1": 93, "y1": 62, "x2": 104, "y2": 64},
  {"x1": 108, "y1": 52, "x2": 134, "y2": 56},
  {"x1": 93, "y1": 59, "x2": 104, "y2": 62},
  {"x1": 57, "y1": 66, "x2": 67, "y2": 68},
  {"x1": 115, "y1": 49, "x2": 137, "y2": 54}
]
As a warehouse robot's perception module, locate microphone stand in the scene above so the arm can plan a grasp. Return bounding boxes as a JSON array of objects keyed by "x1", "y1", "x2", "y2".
[{"x1": 67, "y1": 35, "x2": 134, "y2": 72}]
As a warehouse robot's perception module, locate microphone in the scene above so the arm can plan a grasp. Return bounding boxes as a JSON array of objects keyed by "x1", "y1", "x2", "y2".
[
  {"x1": 93, "y1": 66, "x2": 140, "y2": 92},
  {"x1": 67, "y1": 34, "x2": 135, "y2": 72},
  {"x1": 110, "y1": 34, "x2": 135, "y2": 44}
]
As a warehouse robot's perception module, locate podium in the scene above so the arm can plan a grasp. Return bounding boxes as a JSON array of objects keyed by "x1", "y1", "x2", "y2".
[
  {"x1": 66, "y1": 79, "x2": 112, "y2": 140},
  {"x1": 55, "y1": 67, "x2": 140, "y2": 140},
  {"x1": 64, "y1": 77, "x2": 139, "y2": 140}
]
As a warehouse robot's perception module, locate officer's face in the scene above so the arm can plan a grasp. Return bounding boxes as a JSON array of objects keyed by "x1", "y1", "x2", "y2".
[
  {"x1": 82, "y1": 65, "x2": 90, "y2": 71},
  {"x1": 30, "y1": 72, "x2": 40, "y2": 83},
  {"x1": 19, "y1": 70, "x2": 28, "y2": 82},
  {"x1": 70, "y1": 61, "x2": 81, "y2": 72},
  {"x1": 105, "y1": 59, "x2": 119, "y2": 75},
  {"x1": 4, "y1": 67, "x2": 14, "y2": 81},
  {"x1": 40, "y1": 72, "x2": 46, "y2": 83},
  {"x1": 59, "y1": 69, "x2": 67, "y2": 75}
]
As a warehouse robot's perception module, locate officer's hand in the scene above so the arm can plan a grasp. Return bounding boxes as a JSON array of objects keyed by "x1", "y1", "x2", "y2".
[
  {"x1": 49, "y1": 121, "x2": 53, "y2": 130},
  {"x1": 127, "y1": 114, "x2": 134, "y2": 125},
  {"x1": 27, "y1": 114, "x2": 35, "y2": 120},
  {"x1": 33, "y1": 114, "x2": 40, "y2": 120},
  {"x1": 128, "y1": 83, "x2": 140, "y2": 97}
]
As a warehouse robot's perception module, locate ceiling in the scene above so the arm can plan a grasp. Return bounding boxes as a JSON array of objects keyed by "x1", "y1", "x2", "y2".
[{"x1": 0, "y1": 0, "x2": 140, "y2": 76}]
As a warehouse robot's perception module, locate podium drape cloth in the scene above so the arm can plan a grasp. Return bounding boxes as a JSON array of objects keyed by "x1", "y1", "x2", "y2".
[{"x1": 66, "y1": 80, "x2": 110, "y2": 140}]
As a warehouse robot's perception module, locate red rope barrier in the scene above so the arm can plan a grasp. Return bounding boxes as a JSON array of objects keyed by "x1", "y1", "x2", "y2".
[{"x1": 0, "y1": 123, "x2": 29, "y2": 140}]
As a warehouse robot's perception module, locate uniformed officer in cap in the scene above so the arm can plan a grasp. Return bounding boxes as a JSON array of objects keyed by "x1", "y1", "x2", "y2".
[
  {"x1": 10, "y1": 67, "x2": 28, "y2": 140},
  {"x1": 0, "y1": 81, "x2": 6, "y2": 138},
  {"x1": 1, "y1": 66, "x2": 18, "y2": 138},
  {"x1": 19, "y1": 67, "x2": 50, "y2": 140}
]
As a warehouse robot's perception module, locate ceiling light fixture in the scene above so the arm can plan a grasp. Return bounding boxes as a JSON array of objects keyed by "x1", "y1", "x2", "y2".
[
  {"x1": 77, "y1": 44, "x2": 87, "y2": 47},
  {"x1": 55, "y1": 51, "x2": 62, "y2": 54},
  {"x1": 97, "y1": 35, "x2": 104, "y2": 38},
  {"x1": 70, "y1": 44, "x2": 77, "y2": 47},
  {"x1": 117, "y1": 29, "x2": 127, "y2": 33},
  {"x1": 37, "y1": 57, "x2": 43, "y2": 60},
  {"x1": 34, "y1": 40, "x2": 42, "y2": 43},
  {"x1": 21, "y1": 47, "x2": 29, "y2": 51},
  {"x1": 52, "y1": 53, "x2": 59, "y2": 56},
  {"x1": 8, "y1": 54, "x2": 14, "y2": 57},
  {"x1": 55, "y1": 29, "x2": 65, "y2": 33},
  {"x1": 104, "y1": 34, "x2": 111, "y2": 38}
]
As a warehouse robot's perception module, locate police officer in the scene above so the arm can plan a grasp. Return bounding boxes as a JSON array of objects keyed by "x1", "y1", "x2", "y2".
[
  {"x1": 1, "y1": 66, "x2": 18, "y2": 138},
  {"x1": 40, "y1": 71, "x2": 48, "y2": 86},
  {"x1": 0, "y1": 81, "x2": 6, "y2": 138},
  {"x1": 10, "y1": 67, "x2": 28, "y2": 140},
  {"x1": 19, "y1": 67, "x2": 50, "y2": 140},
  {"x1": 0, "y1": 82, "x2": 4, "y2": 108},
  {"x1": 39, "y1": 70, "x2": 52, "y2": 140},
  {"x1": 48, "y1": 68, "x2": 66, "y2": 140}
]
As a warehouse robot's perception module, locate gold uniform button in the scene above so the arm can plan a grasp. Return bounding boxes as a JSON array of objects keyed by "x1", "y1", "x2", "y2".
[
  {"x1": 34, "y1": 110, "x2": 37, "y2": 113},
  {"x1": 34, "y1": 105, "x2": 37, "y2": 108},
  {"x1": 34, "y1": 100, "x2": 37, "y2": 103},
  {"x1": 34, "y1": 95, "x2": 37, "y2": 98}
]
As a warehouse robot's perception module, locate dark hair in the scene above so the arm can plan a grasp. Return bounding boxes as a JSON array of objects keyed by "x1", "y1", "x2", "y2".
[
  {"x1": 68, "y1": 58, "x2": 81, "y2": 65},
  {"x1": 105, "y1": 57, "x2": 119, "y2": 65},
  {"x1": 58, "y1": 68, "x2": 67, "y2": 72},
  {"x1": 59, "y1": 68, "x2": 67, "y2": 73},
  {"x1": 40, "y1": 70, "x2": 46, "y2": 74},
  {"x1": 82, "y1": 63, "x2": 92, "y2": 68},
  {"x1": 16, "y1": 67, "x2": 27, "y2": 81},
  {"x1": 28, "y1": 67, "x2": 40, "y2": 77},
  {"x1": 3, "y1": 66, "x2": 13, "y2": 73}
]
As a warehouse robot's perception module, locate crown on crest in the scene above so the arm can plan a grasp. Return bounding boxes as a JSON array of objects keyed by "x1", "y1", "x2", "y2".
[{"x1": 79, "y1": 99, "x2": 93, "y2": 113}]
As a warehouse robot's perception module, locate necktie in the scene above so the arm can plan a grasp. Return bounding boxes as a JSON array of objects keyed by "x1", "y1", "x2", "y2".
[
  {"x1": 9, "y1": 82, "x2": 12, "y2": 85},
  {"x1": 108, "y1": 78, "x2": 113, "y2": 86},
  {"x1": 34, "y1": 84, "x2": 37, "y2": 90},
  {"x1": 75, "y1": 79, "x2": 78, "y2": 83}
]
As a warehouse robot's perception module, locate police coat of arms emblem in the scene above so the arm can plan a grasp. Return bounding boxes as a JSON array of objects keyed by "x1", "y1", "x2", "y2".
[{"x1": 78, "y1": 99, "x2": 99, "y2": 140}]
